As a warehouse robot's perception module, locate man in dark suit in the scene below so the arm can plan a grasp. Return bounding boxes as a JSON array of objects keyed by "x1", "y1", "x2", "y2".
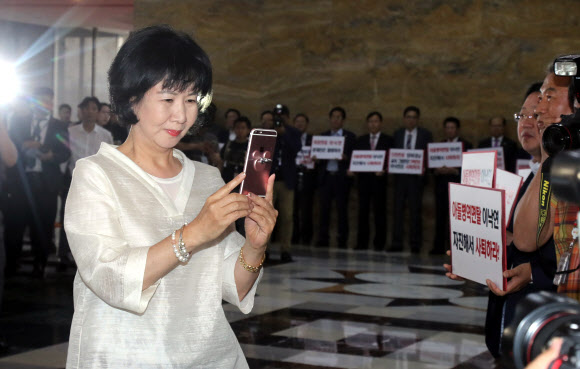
[
  {"x1": 478, "y1": 116, "x2": 518, "y2": 173},
  {"x1": 431, "y1": 117, "x2": 473, "y2": 255},
  {"x1": 270, "y1": 105, "x2": 302, "y2": 261},
  {"x1": 292, "y1": 113, "x2": 317, "y2": 246},
  {"x1": 316, "y1": 106, "x2": 356, "y2": 248},
  {"x1": 354, "y1": 111, "x2": 392, "y2": 251},
  {"x1": 5, "y1": 87, "x2": 70, "y2": 278},
  {"x1": 390, "y1": 106, "x2": 433, "y2": 254}
]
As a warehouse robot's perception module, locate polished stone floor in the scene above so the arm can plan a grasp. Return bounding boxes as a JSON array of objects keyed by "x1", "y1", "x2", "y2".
[{"x1": 0, "y1": 246, "x2": 502, "y2": 368}]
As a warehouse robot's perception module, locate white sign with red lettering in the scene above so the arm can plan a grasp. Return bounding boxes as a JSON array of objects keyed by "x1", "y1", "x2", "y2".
[
  {"x1": 310, "y1": 136, "x2": 345, "y2": 160},
  {"x1": 387, "y1": 149, "x2": 424, "y2": 175},
  {"x1": 349, "y1": 150, "x2": 387, "y2": 172},
  {"x1": 461, "y1": 151, "x2": 497, "y2": 188},
  {"x1": 449, "y1": 183, "x2": 506, "y2": 290},
  {"x1": 494, "y1": 169, "x2": 523, "y2": 227},
  {"x1": 516, "y1": 159, "x2": 532, "y2": 178},
  {"x1": 427, "y1": 142, "x2": 464, "y2": 168},
  {"x1": 296, "y1": 146, "x2": 315, "y2": 169},
  {"x1": 468, "y1": 147, "x2": 505, "y2": 170}
]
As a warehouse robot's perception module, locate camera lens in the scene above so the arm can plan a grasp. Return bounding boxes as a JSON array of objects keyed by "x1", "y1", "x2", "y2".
[
  {"x1": 551, "y1": 149, "x2": 580, "y2": 203},
  {"x1": 542, "y1": 123, "x2": 571, "y2": 156},
  {"x1": 502, "y1": 291, "x2": 580, "y2": 369}
]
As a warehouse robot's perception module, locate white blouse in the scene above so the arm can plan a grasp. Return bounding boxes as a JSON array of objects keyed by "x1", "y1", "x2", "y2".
[{"x1": 64, "y1": 143, "x2": 261, "y2": 369}]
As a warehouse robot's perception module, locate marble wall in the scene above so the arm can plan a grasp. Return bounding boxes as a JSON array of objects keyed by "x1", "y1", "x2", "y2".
[
  {"x1": 134, "y1": 1, "x2": 580, "y2": 249},
  {"x1": 135, "y1": 0, "x2": 580, "y2": 142}
]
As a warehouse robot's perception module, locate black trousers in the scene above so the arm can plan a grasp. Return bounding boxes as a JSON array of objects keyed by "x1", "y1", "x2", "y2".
[
  {"x1": 318, "y1": 173, "x2": 351, "y2": 247},
  {"x1": 357, "y1": 174, "x2": 387, "y2": 249},
  {"x1": 7, "y1": 172, "x2": 59, "y2": 271},
  {"x1": 292, "y1": 170, "x2": 316, "y2": 245},
  {"x1": 392, "y1": 174, "x2": 424, "y2": 251},
  {"x1": 433, "y1": 176, "x2": 452, "y2": 252}
]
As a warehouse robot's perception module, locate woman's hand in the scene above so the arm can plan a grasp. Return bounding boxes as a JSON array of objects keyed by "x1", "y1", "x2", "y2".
[
  {"x1": 244, "y1": 174, "x2": 278, "y2": 251},
  {"x1": 184, "y1": 172, "x2": 251, "y2": 251}
]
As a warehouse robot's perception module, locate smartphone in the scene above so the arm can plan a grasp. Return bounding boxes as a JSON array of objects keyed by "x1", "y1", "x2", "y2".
[{"x1": 239, "y1": 129, "x2": 277, "y2": 197}]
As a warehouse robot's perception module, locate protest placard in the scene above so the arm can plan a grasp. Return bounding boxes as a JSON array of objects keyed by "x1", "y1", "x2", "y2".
[
  {"x1": 295, "y1": 146, "x2": 315, "y2": 169},
  {"x1": 387, "y1": 149, "x2": 424, "y2": 175},
  {"x1": 427, "y1": 142, "x2": 464, "y2": 168},
  {"x1": 449, "y1": 183, "x2": 506, "y2": 290},
  {"x1": 495, "y1": 169, "x2": 523, "y2": 227},
  {"x1": 461, "y1": 151, "x2": 497, "y2": 188},
  {"x1": 468, "y1": 147, "x2": 505, "y2": 170},
  {"x1": 349, "y1": 150, "x2": 387, "y2": 172},
  {"x1": 310, "y1": 136, "x2": 345, "y2": 160},
  {"x1": 516, "y1": 159, "x2": 531, "y2": 178}
]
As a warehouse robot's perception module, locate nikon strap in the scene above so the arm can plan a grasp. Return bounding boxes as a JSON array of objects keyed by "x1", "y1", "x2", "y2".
[{"x1": 537, "y1": 157, "x2": 553, "y2": 247}]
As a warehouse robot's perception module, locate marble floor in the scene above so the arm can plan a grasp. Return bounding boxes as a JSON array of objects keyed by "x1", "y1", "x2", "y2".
[{"x1": 0, "y1": 246, "x2": 503, "y2": 369}]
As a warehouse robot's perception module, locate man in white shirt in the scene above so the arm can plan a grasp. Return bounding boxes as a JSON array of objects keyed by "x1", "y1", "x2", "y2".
[
  {"x1": 58, "y1": 97, "x2": 112, "y2": 271},
  {"x1": 68, "y1": 97, "x2": 113, "y2": 173}
]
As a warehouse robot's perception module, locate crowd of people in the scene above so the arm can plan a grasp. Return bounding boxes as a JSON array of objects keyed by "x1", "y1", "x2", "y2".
[{"x1": 0, "y1": 68, "x2": 537, "y2": 275}]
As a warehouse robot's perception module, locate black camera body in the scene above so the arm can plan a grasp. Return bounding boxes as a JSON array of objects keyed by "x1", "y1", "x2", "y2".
[
  {"x1": 542, "y1": 110, "x2": 580, "y2": 157},
  {"x1": 273, "y1": 103, "x2": 287, "y2": 128}
]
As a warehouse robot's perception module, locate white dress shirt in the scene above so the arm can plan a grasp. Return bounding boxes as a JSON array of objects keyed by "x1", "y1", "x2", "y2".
[
  {"x1": 26, "y1": 114, "x2": 50, "y2": 173},
  {"x1": 326, "y1": 128, "x2": 343, "y2": 172},
  {"x1": 404, "y1": 127, "x2": 418, "y2": 149},
  {"x1": 68, "y1": 123, "x2": 113, "y2": 173}
]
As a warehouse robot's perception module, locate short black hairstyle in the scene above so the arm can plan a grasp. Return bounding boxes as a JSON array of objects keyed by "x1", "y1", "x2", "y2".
[
  {"x1": 225, "y1": 108, "x2": 240, "y2": 119},
  {"x1": 329, "y1": 106, "x2": 346, "y2": 120},
  {"x1": 79, "y1": 96, "x2": 100, "y2": 109},
  {"x1": 234, "y1": 116, "x2": 251, "y2": 129},
  {"x1": 260, "y1": 110, "x2": 273, "y2": 119},
  {"x1": 524, "y1": 82, "x2": 542, "y2": 101},
  {"x1": 99, "y1": 102, "x2": 111, "y2": 110},
  {"x1": 403, "y1": 106, "x2": 420, "y2": 118},
  {"x1": 443, "y1": 116, "x2": 460, "y2": 129},
  {"x1": 294, "y1": 113, "x2": 309, "y2": 123},
  {"x1": 488, "y1": 116, "x2": 506, "y2": 126},
  {"x1": 32, "y1": 86, "x2": 54, "y2": 98},
  {"x1": 58, "y1": 104, "x2": 71, "y2": 112},
  {"x1": 366, "y1": 111, "x2": 383, "y2": 122},
  {"x1": 108, "y1": 25, "x2": 213, "y2": 126}
]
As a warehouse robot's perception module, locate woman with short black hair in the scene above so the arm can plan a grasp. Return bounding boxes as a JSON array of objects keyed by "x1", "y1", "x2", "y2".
[{"x1": 64, "y1": 25, "x2": 277, "y2": 368}]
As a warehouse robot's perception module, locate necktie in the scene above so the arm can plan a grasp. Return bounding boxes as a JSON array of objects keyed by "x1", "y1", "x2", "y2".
[
  {"x1": 406, "y1": 133, "x2": 412, "y2": 149},
  {"x1": 32, "y1": 120, "x2": 41, "y2": 142},
  {"x1": 370, "y1": 135, "x2": 377, "y2": 150}
]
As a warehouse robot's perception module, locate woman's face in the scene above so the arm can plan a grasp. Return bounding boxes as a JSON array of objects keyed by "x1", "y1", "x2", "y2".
[{"x1": 132, "y1": 81, "x2": 198, "y2": 150}]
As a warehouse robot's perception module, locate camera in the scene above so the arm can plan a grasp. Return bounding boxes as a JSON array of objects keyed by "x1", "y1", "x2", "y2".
[
  {"x1": 502, "y1": 291, "x2": 580, "y2": 369},
  {"x1": 273, "y1": 103, "x2": 288, "y2": 128},
  {"x1": 542, "y1": 54, "x2": 580, "y2": 157}
]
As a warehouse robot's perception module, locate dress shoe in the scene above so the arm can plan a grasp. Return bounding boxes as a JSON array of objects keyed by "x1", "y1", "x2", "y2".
[{"x1": 280, "y1": 252, "x2": 293, "y2": 262}]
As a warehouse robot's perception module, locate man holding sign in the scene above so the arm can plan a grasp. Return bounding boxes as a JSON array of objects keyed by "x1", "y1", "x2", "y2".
[
  {"x1": 315, "y1": 107, "x2": 356, "y2": 249},
  {"x1": 431, "y1": 117, "x2": 472, "y2": 255},
  {"x1": 390, "y1": 106, "x2": 433, "y2": 254},
  {"x1": 353, "y1": 111, "x2": 392, "y2": 251}
]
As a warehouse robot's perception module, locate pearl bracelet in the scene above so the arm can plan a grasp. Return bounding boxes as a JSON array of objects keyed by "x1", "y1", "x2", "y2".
[
  {"x1": 171, "y1": 226, "x2": 190, "y2": 263},
  {"x1": 238, "y1": 247, "x2": 265, "y2": 273}
]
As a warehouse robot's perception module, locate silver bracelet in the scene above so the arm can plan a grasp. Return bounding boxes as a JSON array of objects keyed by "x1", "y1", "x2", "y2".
[{"x1": 171, "y1": 228, "x2": 189, "y2": 263}]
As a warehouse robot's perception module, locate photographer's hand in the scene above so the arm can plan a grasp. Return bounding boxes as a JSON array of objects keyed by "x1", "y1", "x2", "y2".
[
  {"x1": 486, "y1": 262, "x2": 531, "y2": 296},
  {"x1": 524, "y1": 337, "x2": 563, "y2": 369}
]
